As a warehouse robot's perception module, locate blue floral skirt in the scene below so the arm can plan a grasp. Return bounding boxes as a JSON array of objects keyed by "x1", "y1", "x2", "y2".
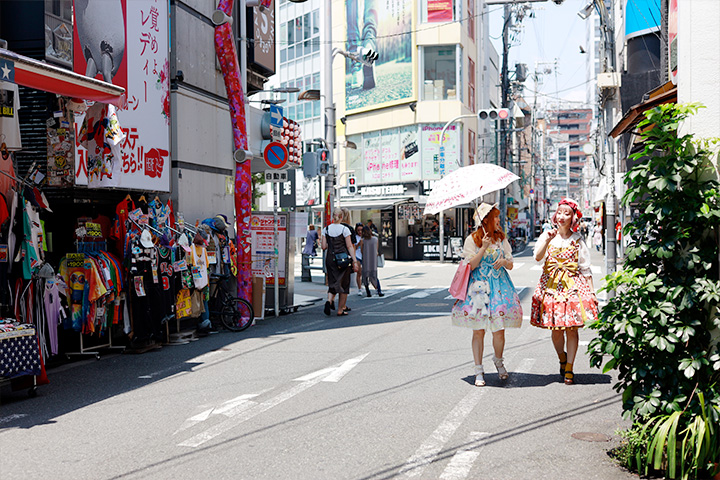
[{"x1": 451, "y1": 264, "x2": 523, "y2": 332}]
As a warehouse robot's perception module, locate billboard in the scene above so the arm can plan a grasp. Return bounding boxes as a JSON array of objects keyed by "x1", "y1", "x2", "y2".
[
  {"x1": 345, "y1": 0, "x2": 414, "y2": 112},
  {"x1": 420, "y1": 124, "x2": 459, "y2": 180},
  {"x1": 73, "y1": 0, "x2": 170, "y2": 192}
]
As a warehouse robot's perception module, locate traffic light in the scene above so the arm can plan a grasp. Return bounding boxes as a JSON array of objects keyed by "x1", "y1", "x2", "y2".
[
  {"x1": 302, "y1": 151, "x2": 318, "y2": 177},
  {"x1": 361, "y1": 46, "x2": 379, "y2": 65},
  {"x1": 318, "y1": 149, "x2": 330, "y2": 175},
  {"x1": 478, "y1": 108, "x2": 510, "y2": 121},
  {"x1": 347, "y1": 173, "x2": 357, "y2": 195}
]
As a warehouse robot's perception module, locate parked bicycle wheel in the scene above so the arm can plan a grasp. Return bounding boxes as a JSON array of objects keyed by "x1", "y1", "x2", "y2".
[{"x1": 220, "y1": 298, "x2": 254, "y2": 331}]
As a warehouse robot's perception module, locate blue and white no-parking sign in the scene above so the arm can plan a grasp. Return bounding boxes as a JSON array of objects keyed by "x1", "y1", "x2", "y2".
[{"x1": 264, "y1": 141, "x2": 288, "y2": 169}]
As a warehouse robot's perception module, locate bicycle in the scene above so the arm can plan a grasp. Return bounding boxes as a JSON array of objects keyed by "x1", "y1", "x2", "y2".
[{"x1": 208, "y1": 273, "x2": 254, "y2": 332}]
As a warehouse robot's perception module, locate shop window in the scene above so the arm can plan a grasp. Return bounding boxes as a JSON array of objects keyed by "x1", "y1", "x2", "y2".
[{"x1": 422, "y1": 45, "x2": 460, "y2": 101}]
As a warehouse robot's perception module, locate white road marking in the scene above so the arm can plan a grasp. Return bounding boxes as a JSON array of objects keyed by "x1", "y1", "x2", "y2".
[
  {"x1": 399, "y1": 388, "x2": 488, "y2": 478},
  {"x1": 174, "y1": 393, "x2": 264, "y2": 435},
  {"x1": 512, "y1": 262, "x2": 525, "y2": 269},
  {"x1": 178, "y1": 353, "x2": 369, "y2": 448},
  {"x1": 530, "y1": 265, "x2": 543, "y2": 271},
  {"x1": 362, "y1": 312, "x2": 448, "y2": 317},
  {"x1": 322, "y1": 352, "x2": 370, "y2": 382},
  {"x1": 591, "y1": 265, "x2": 601, "y2": 274},
  {"x1": 0, "y1": 414, "x2": 28, "y2": 425},
  {"x1": 439, "y1": 432, "x2": 490, "y2": 480},
  {"x1": 444, "y1": 295, "x2": 455, "y2": 300},
  {"x1": 579, "y1": 340, "x2": 590, "y2": 346}
]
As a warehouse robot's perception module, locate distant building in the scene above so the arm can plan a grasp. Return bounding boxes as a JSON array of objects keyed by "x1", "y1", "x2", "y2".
[{"x1": 546, "y1": 108, "x2": 593, "y2": 207}]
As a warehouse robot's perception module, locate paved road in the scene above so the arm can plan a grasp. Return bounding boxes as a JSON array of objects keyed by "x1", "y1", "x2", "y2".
[{"x1": 0, "y1": 242, "x2": 634, "y2": 479}]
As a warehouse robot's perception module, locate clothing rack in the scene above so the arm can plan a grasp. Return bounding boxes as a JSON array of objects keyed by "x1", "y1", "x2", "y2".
[{"x1": 65, "y1": 250, "x2": 125, "y2": 359}]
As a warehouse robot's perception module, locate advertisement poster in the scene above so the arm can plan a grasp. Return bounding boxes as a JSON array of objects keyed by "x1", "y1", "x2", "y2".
[
  {"x1": 345, "y1": 0, "x2": 414, "y2": 112},
  {"x1": 363, "y1": 133, "x2": 382, "y2": 184},
  {"x1": 381, "y1": 130, "x2": 401, "y2": 183},
  {"x1": 421, "y1": 124, "x2": 459, "y2": 180},
  {"x1": 250, "y1": 214, "x2": 287, "y2": 286},
  {"x1": 73, "y1": 0, "x2": 171, "y2": 192},
  {"x1": 346, "y1": 134, "x2": 364, "y2": 184},
  {"x1": 426, "y1": 0, "x2": 453, "y2": 22},
  {"x1": 399, "y1": 125, "x2": 421, "y2": 181}
]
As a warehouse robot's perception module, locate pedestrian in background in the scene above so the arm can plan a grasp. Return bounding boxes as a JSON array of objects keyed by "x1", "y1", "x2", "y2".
[
  {"x1": 321, "y1": 208, "x2": 359, "y2": 316},
  {"x1": 302, "y1": 225, "x2": 319, "y2": 257},
  {"x1": 360, "y1": 226, "x2": 384, "y2": 297},
  {"x1": 451, "y1": 203, "x2": 523, "y2": 387},
  {"x1": 530, "y1": 198, "x2": 599, "y2": 385},
  {"x1": 592, "y1": 221, "x2": 603, "y2": 252},
  {"x1": 354, "y1": 223, "x2": 364, "y2": 296}
]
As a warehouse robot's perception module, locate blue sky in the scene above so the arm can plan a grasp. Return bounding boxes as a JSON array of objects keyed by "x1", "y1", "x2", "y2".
[{"x1": 488, "y1": 0, "x2": 592, "y2": 108}]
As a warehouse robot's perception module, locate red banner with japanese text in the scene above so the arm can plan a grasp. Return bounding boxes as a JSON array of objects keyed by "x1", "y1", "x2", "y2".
[{"x1": 427, "y1": 0, "x2": 453, "y2": 22}]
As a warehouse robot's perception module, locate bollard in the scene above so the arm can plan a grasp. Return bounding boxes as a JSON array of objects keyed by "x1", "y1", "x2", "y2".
[{"x1": 301, "y1": 254, "x2": 312, "y2": 282}]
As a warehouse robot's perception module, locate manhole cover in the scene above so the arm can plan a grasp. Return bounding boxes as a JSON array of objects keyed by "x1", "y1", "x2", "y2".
[
  {"x1": 416, "y1": 303, "x2": 449, "y2": 307},
  {"x1": 571, "y1": 432, "x2": 611, "y2": 442}
]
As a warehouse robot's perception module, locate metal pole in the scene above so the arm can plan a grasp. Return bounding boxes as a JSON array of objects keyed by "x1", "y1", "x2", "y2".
[
  {"x1": 499, "y1": 3, "x2": 511, "y2": 227},
  {"x1": 437, "y1": 114, "x2": 476, "y2": 263},
  {"x1": 273, "y1": 182, "x2": 280, "y2": 317},
  {"x1": 323, "y1": 0, "x2": 336, "y2": 208},
  {"x1": 600, "y1": 0, "x2": 617, "y2": 287}
]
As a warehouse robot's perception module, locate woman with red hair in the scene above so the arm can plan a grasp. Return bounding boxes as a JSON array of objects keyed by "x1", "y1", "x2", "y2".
[
  {"x1": 531, "y1": 198, "x2": 599, "y2": 385},
  {"x1": 452, "y1": 203, "x2": 522, "y2": 386}
]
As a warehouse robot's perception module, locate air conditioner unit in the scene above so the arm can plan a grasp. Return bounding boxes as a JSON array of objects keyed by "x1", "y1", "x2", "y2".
[{"x1": 597, "y1": 72, "x2": 621, "y2": 89}]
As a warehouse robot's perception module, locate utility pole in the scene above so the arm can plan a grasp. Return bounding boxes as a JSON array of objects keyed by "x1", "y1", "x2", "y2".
[
  {"x1": 323, "y1": 0, "x2": 336, "y2": 216},
  {"x1": 499, "y1": 3, "x2": 511, "y2": 226}
]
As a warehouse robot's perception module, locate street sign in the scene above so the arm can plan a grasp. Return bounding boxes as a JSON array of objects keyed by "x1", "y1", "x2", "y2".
[
  {"x1": 270, "y1": 126, "x2": 281, "y2": 141},
  {"x1": 264, "y1": 141, "x2": 288, "y2": 169},
  {"x1": 269, "y1": 104, "x2": 284, "y2": 128},
  {"x1": 264, "y1": 170, "x2": 288, "y2": 182}
]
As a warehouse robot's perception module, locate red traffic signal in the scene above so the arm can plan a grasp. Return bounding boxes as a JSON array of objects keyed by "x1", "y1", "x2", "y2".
[{"x1": 478, "y1": 108, "x2": 510, "y2": 120}]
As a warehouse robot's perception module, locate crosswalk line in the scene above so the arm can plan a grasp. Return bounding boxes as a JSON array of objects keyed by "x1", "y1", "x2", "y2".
[{"x1": 439, "y1": 432, "x2": 489, "y2": 480}]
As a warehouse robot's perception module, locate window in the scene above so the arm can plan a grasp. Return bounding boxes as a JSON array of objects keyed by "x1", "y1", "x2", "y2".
[
  {"x1": 280, "y1": 10, "x2": 321, "y2": 62},
  {"x1": 467, "y1": 0, "x2": 475, "y2": 41},
  {"x1": 468, "y1": 130, "x2": 476, "y2": 165},
  {"x1": 468, "y1": 57, "x2": 475, "y2": 112},
  {"x1": 422, "y1": 46, "x2": 459, "y2": 101}
]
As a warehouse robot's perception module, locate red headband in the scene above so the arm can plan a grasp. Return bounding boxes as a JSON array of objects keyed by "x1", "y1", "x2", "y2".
[{"x1": 558, "y1": 198, "x2": 582, "y2": 219}]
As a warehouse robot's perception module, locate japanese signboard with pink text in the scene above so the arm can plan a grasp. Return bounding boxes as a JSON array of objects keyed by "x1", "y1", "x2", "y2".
[{"x1": 72, "y1": 0, "x2": 170, "y2": 191}]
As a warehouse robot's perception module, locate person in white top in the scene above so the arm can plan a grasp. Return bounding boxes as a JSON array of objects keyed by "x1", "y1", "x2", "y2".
[
  {"x1": 530, "y1": 198, "x2": 599, "y2": 385},
  {"x1": 321, "y1": 208, "x2": 359, "y2": 316}
]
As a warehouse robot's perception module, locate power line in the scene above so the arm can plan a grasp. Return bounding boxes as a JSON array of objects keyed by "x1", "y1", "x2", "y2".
[{"x1": 248, "y1": 6, "x2": 505, "y2": 46}]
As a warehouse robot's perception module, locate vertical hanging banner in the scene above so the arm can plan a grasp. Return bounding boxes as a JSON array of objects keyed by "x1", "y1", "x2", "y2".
[{"x1": 73, "y1": 0, "x2": 170, "y2": 191}]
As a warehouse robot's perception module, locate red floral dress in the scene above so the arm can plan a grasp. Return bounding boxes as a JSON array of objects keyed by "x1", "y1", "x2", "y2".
[{"x1": 530, "y1": 233, "x2": 598, "y2": 329}]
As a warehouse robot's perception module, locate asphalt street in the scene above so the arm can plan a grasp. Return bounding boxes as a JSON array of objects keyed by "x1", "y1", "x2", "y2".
[{"x1": 0, "y1": 241, "x2": 635, "y2": 480}]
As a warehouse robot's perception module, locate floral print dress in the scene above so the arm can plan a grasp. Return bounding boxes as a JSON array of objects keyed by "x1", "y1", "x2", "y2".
[
  {"x1": 451, "y1": 235, "x2": 523, "y2": 332},
  {"x1": 530, "y1": 232, "x2": 598, "y2": 329}
]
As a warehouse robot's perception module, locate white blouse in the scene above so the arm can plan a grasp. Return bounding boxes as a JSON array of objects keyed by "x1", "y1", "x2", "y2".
[
  {"x1": 462, "y1": 235, "x2": 513, "y2": 261},
  {"x1": 533, "y1": 231, "x2": 592, "y2": 277}
]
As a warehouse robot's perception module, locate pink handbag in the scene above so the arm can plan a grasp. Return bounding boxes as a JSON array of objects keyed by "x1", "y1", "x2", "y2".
[{"x1": 449, "y1": 261, "x2": 471, "y2": 300}]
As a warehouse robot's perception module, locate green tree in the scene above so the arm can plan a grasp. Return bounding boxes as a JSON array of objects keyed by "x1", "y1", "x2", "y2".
[{"x1": 588, "y1": 104, "x2": 720, "y2": 479}]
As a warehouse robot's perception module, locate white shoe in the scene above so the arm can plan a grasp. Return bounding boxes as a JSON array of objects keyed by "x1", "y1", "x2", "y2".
[
  {"x1": 474, "y1": 366, "x2": 485, "y2": 387},
  {"x1": 357, "y1": 289, "x2": 363, "y2": 296}
]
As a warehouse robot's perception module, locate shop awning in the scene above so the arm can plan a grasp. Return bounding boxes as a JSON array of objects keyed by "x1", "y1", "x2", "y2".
[
  {"x1": 609, "y1": 81, "x2": 677, "y2": 138},
  {"x1": 0, "y1": 48, "x2": 125, "y2": 107}
]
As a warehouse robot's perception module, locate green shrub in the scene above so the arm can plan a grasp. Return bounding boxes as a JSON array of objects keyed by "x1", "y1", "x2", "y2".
[{"x1": 587, "y1": 103, "x2": 720, "y2": 479}]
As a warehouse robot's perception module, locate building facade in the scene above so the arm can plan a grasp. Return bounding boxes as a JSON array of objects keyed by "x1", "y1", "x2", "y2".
[{"x1": 329, "y1": 0, "x2": 500, "y2": 260}]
